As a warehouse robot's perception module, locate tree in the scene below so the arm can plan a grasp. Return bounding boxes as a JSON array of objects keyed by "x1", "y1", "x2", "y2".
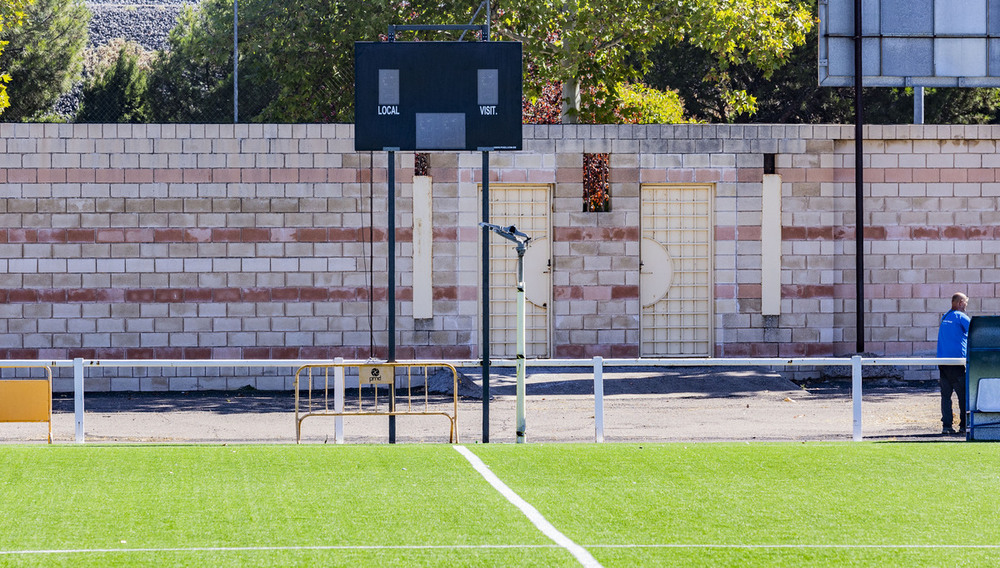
[
  {"x1": 77, "y1": 42, "x2": 150, "y2": 123},
  {"x1": 616, "y1": 83, "x2": 691, "y2": 124},
  {"x1": 0, "y1": 0, "x2": 87, "y2": 122},
  {"x1": 489, "y1": 0, "x2": 813, "y2": 123},
  {"x1": 147, "y1": 0, "x2": 811, "y2": 124},
  {"x1": 148, "y1": 0, "x2": 420, "y2": 123},
  {"x1": 0, "y1": 0, "x2": 33, "y2": 115},
  {"x1": 646, "y1": 24, "x2": 1000, "y2": 124},
  {"x1": 145, "y1": 4, "x2": 244, "y2": 123},
  {"x1": 912, "y1": 89, "x2": 1000, "y2": 125}
]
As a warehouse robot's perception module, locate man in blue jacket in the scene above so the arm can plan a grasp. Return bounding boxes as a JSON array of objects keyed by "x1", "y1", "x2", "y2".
[{"x1": 937, "y1": 292, "x2": 970, "y2": 435}]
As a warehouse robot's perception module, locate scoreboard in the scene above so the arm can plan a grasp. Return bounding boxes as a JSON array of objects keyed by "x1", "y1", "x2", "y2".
[{"x1": 354, "y1": 41, "x2": 523, "y2": 152}]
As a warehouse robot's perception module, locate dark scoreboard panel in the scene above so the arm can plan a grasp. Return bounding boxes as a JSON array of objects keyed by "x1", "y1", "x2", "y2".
[{"x1": 354, "y1": 41, "x2": 523, "y2": 152}]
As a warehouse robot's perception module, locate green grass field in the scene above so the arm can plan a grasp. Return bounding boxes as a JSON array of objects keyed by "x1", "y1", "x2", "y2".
[{"x1": 1, "y1": 443, "x2": 999, "y2": 567}]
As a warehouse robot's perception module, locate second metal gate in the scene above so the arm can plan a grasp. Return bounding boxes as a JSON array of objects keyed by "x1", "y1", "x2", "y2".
[{"x1": 639, "y1": 184, "x2": 714, "y2": 357}]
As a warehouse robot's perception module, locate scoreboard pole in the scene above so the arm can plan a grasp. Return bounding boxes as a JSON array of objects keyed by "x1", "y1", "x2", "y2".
[
  {"x1": 481, "y1": 149, "x2": 490, "y2": 443},
  {"x1": 388, "y1": 150, "x2": 397, "y2": 444},
  {"x1": 483, "y1": 3, "x2": 491, "y2": 445}
]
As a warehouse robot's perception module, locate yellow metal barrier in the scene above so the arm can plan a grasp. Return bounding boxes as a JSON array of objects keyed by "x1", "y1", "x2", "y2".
[
  {"x1": 0, "y1": 366, "x2": 53, "y2": 443},
  {"x1": 294, "y1": 362, "x2": 459, "y2": 443}
]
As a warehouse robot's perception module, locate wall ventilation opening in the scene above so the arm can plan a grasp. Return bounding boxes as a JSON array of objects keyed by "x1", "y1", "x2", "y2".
[
  {"x1": 414, "y1": 152, "x2": 430, "y2": 176},
  {"x1": 763, "y1": 153, "x2": 776, "y2": 175},
  {"x1": 583, "y1": 152, "x2": 611, "y2": 212}
]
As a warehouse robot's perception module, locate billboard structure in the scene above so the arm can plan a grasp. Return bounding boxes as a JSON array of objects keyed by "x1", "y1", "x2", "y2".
[
  {"x1": 819, "y1": 0, "x2": 1000, "y2": 87},
  {"x1": 819, "y1": 0, "x2": 1000, "y2": 352}
]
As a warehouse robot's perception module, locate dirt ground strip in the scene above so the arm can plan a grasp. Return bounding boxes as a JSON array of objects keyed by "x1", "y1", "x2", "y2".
[{"x1": 0, "y1": 367, "x2": 963, "y2": 444}]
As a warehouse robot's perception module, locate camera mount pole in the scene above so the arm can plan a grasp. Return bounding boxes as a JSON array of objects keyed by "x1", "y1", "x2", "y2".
[{"x1": 481, "y1": 223, "x2": 530, "y2": 443}]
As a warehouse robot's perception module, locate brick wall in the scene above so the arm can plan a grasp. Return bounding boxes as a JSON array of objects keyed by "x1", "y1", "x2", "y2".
[{"x1": 2, "y1": 122, "x2": 996, "y2": 388}]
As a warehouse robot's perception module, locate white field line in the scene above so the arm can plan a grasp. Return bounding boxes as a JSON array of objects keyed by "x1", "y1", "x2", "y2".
[
  {"x1": 588, "y1": 544, "x2": 1000, "y2": 549},
  {"x1": 6, "y1": 543, "x2": 1000, "y2": 556},
  {"x1": 453, "y1": 445, "x2": 603, "y2": 568},
  {"x1": 0, "y1": 545, "x2": 561, "y2": 556}
]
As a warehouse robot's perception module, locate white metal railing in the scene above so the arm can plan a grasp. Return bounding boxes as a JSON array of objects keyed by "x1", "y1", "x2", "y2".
[
  {"x1": 484, "y1": 356, "x2": 964, "y2": 442},
  {"x1": 1, "y1": 356, "x2": 966, "y2": 443}
]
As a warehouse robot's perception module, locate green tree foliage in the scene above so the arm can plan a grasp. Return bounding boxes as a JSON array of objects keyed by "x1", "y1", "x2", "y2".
[
  {"x1": 908, "y1": 89, "x2": 1000, "y2": 125},
  {"x1": 148, "y1": 0, "x2": 416, "y2": 123},
  {"x1": 0, "y1": 0, "x2": 88, "y2": 122},
  {"x1": 616, "y1": 83, "x2": 691, "y2": 124},
  {"x1": 77, "y1": 43, "x2": 150, "y2": 123},
  {"x1": 149, "y1": 0, "x2": 810, "y2": 124},
  {"x1": 145, "y1": 4, "x2": 246, "y2": 123},
  {"x1": 0, "y1": 0, "x2": 34, "y2": 114},
  {"x1": 488, "y1": 0, "x2": 813, "y2": 123},
  {"x1": 647, "y1": 25, "x2": 1000, "y2": 124}
]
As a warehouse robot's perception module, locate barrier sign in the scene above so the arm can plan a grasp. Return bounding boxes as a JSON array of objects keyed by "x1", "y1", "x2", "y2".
[
  {"x1": 359, "y1": 365, "x2": 394, "y2": 385},
  {"x1": 0, "y1": 367, "x2": 53, "y2": 444}
]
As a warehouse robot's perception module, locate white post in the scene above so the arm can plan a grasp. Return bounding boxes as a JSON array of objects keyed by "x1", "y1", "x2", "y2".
[
  {"x1": 515, "y1": 279, "x2": 526, "y2": 443},
  {"x1": 334, "y1": 357, "x2": 344, "y2": 444},
  {"x1": 594, "y1": 356, "x2": 604, "y2": 443},
  {"x1": 74, "y1": 358, "x2": 84, "y2": 443},
  {"x1": 852, "y1": 355, "x2": 862, "y2": 441}
]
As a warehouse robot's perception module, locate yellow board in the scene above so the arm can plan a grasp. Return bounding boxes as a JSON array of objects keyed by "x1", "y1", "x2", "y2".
[
  {"x1": 358, "y1": 365, "x2": 394, "y2": 385},
  {"x1": 0, "y1": 380, "x2": 51, "y2": 423}
]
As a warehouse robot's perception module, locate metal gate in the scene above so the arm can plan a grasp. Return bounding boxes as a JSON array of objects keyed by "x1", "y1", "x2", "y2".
[
  {"x1": 639, "y1": 184, "x2": 714, "y2": 356},
  {"x1": 483, "y1": 184, "x2": 551, "y2": 358}
]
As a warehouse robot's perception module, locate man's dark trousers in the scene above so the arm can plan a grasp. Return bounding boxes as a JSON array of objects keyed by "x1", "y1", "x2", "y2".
[{"x1": 939, "y1": 365, "x2": 967, "y2": 430}]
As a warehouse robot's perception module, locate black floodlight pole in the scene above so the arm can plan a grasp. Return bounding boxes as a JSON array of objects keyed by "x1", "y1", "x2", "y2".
[{"x1": 854, "y1": 0, "x2": 865, "y2": 354}]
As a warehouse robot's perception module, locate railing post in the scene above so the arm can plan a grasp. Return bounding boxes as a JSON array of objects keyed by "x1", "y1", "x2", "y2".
[
  {"x1": 852, "y1": 355, "x2": 862, "y2": 441},
  {"x1": 74, "y1": 358, "x2": 85, "y2": 443},
  {"x1": 334, "y1": 357, "x2": 344, "y2": 444},
  {"x1": 594, "y1": 356, "x2": 604, "y2": 443}
]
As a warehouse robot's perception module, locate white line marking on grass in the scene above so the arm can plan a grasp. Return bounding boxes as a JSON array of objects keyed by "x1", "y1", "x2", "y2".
[
  {"x1": 6, "y1": 543, "x2": 999, "y2": 557},
  {"x1": 0, "y1": 545, "x2": 563, "y2": 556},
  {"x1": 454, "y1": 445, "x2": 603, "y2": 568},
  {"x1": 587, "y1": 544, "x2": 1000, "y2": 549}
]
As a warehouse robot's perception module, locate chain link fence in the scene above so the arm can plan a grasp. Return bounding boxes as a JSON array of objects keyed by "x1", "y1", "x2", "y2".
[
  {"x1": 1, "y1": 0, "x2": 502, "y2": 124},
  {"x1": 1, "y1": 0, "x2": 378, "y2": 124}
]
